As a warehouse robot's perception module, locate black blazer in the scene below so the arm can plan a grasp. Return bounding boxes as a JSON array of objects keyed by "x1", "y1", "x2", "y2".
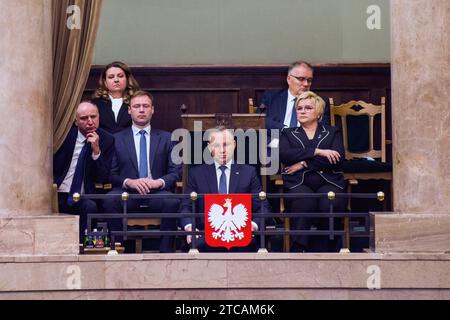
[
  {"x1": 92, "y1": 98, "x2": 132, "y2": 134},
  {"x1": 53, "y1": 127, "x2": 115, "y2": 193},
  {"x1": 279, "y1": 124, "x2": 345, "y2": 190},
  {"x1": 179, "y1": 164, "x2": 270, "y2": 230},
  {"x1": 260, "y1": 89, "x2": 331, "y2": 132},
  {"x1": 110, "y1": 127, "x2": 181, "y2": 192}
]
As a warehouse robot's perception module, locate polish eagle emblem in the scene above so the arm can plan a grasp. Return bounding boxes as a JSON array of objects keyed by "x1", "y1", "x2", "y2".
[{"x1": 207, "y1": 198, "x2": 248, "y2": 243}]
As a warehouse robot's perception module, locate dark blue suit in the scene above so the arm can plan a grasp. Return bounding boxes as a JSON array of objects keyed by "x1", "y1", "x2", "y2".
[
  {"x1": 104, "y1": 127, "x2": 181, "y2": 252},
  {"x1": 53, "y1": 126, "x2": 115, "y2": 242},
  {"x1": 92, "y1": 98, "x2": 132, "y2": 134},
  {"x1": 180, "y1": 164, "x2": 269, "y2": 252},
  {"x1": 261, "y1": 89, "x2": 331, "y2": 132},
  {"x1": 110, "y1": 128, "x2": 180, "y2": 190}
]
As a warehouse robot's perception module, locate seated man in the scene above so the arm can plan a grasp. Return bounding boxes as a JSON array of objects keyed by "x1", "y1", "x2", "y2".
[
  {"x1": 103, "y1": 90, "x2": 181, "y2": 253},
  {"x1": 53, "y1": 101, "x2": 115, "y2": 243},
  {"x1": 180, "y1": 126, "x2": 270, "y2": 252},
  {"x1": 260, "y1": 60, "x2": 330, "y2": 144}
]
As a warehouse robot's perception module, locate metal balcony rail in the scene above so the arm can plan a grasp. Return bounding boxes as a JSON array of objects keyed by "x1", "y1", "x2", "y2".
[{"x1": 73, "y1": 191, "x2": 384, "y2": 253}]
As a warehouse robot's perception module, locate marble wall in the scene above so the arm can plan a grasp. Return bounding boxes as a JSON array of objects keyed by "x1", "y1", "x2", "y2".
[
  {"x1": 0, "y1": 215, "x2": 79, "y2": 255},
  {"x1": 391, "y1": 0, "x2": 450, "y2": 213},
  {"x1": 0, "y1": 0, "x2": 53, "y2": 217},
  {"x1": 1, "y1": 253, "x2": 450, "y2": 299}
]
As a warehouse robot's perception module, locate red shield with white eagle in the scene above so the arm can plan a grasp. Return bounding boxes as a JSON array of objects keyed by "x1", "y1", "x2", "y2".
[{"x1": 204, "y1": 194, "x2": 252, "y2": 250}]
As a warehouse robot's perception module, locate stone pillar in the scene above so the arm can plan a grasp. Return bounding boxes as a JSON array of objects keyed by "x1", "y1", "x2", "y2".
[
  {"x1": 372, "y1": 0, "x2": 450, "y2": 253},
  {"x1": 391, "y1": 0, "x2": 450, "y2": 214},
  {"x1": 0, "y1": 0, "x2": 78, "y2": 255},
  {"x1": 0, "y1": 0, "x2": 53, "y2": 217}
]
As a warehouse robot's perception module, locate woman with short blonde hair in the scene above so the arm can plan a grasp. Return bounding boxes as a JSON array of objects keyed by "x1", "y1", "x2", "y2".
[{"x1": 280, "y1": 91, "x2": 347, "y2": 252}]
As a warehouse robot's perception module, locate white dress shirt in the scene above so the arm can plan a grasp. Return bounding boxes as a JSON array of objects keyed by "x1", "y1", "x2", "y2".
[
  {"x1": 58, "y1": 130, "x2": 100, "y2": 193},
  {"x1": 109, "y1": 95, "x2": 123, "y2": 122},
  {"x1": 132, "y1": 125, "x2": 152, "y2": 179},
  {"x1": 283, "y1": 90, "x2": 299, "y2": 128},
  {"x1": 123, "y1": 125, "x2": 165, "y2": 189},
  {"x1": 214, "y1": 160, "x2": 232, "y2": 193}
]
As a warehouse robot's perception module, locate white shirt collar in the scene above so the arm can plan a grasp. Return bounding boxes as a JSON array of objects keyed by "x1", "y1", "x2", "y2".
[
  {"x1": 132, "y1": 125, "x2": 151, "y2": 136},
  {"x1": 287, "y1": 90, "x2": 297, "y2": 103},
  {"x1": 109, "y1": 94, "x2": 123, "y2": 102},
  {"x1": 77, "y1": 130, "x2": 87, "y2": 143},
  {"x1": 214, "y1": 160, "x2": 232, "y2": 171}
]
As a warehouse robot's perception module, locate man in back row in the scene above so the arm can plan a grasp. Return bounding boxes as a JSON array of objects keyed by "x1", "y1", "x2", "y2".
[
  {"x1": 103, "y1": 90, "x2": 181, "y2": 253},
  {"x1": 261, "y1": 61, "x2": 330, "y2": 136}
]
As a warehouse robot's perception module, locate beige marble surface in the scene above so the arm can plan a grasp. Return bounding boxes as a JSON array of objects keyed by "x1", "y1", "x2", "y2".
[
  {"x1": 0, "y1": 0, "x2": 53, "y2": 217},
  {"x1": 0, "y1": 215, "x2": 79, "y2": 255},
  {"x1": 1, "y1": 253, "x2": 450, "y2": 294},
  {"x1": 371, "y1": 213, "x2": 450, "y2": 253},
  {"x1": 3, "y1": 288, "x2": 450, "y2": 300},
  {"x1": 391, "y1": 0, "x2": 450, "y2": 213}
]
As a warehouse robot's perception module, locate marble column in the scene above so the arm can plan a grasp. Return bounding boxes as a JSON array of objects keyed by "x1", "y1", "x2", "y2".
[
  {"x1": 372, "y1": 0, "x2": 450, "y2": 252},
  {"x1": 0, "y1": 0, "x2": 78, "y2": 255},
  {"x1": 391, "y1": 0, "x2": 450, "y2": 214},
  {"x1": 0, "y1": 0, "x2": 53, "y2": 217}
]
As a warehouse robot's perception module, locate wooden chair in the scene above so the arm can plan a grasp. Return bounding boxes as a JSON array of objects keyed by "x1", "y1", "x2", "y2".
[
  {"x1": 329, "y1": 97, "x2": 392, "y2": 248},
  {"x1": 127, "y1": 215, "x2": 162, "y2": 253}
]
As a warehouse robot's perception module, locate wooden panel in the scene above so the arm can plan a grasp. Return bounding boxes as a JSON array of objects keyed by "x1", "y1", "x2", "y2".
[
  {"x1": 151, "y1": 90, "x2": 239, "y2": 132},
  {"x1": 181, "y1": 114, "x2": 266, "y2": 131},
  {"x1": 84, "y1": 64, "x2": 391, "y2": 137}
]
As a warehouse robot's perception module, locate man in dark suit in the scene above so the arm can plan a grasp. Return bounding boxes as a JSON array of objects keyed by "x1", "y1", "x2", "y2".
[
  {"x1": 103, "y1": 90, "x2": 181, "y2": 253},
  {"x1": 261, "y1": 61, "x2": 330, "y2": 137},
  {"x1": 260, "y1": 61, "x2": 330, "y2": 217},
  {"x1": 53, "y1": 101, "x2": 115, "y2": 243},
  {"x1": 180, "y1": 126, "x2": 269, "y2": 252}
]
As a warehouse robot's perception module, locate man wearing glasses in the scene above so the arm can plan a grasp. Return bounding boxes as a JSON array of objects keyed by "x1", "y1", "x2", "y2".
[{"x1": 261, "y1": 61, "x2": 330, "y2": 136}]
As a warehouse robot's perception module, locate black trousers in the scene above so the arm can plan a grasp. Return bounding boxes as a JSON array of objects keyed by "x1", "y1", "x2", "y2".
[
  {"x1": 58, "y1": 192, "x2": 99, "y2": 244},
  {"x1": 102, "y1": 188, "x2": 179, "y2": 253},
  {"x1": 287, "y1": 182, "x2": 347, "y2": 252}
]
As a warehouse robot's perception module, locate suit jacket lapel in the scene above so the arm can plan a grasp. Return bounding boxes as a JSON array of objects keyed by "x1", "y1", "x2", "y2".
[
  {"x1": 279, "y1": 90, "x2": 289, "y2": 121},
  {"x1": 67, "y1": 127, "x2": 78, "y2": 152},
  {"x1": 124, "y1": 128, "x2": 139, "y2": 173},
  {"x1": 206, "y1": 164, "x2": 219, "y2": 194},
  {"x1": 116, "y1": 102, "x2": 129, "y2": 125},
  {"x1": 229, "y1": 164, "x2": 240, "y2": 194},
  {"x1": 149, "y1": 130, "x2": 160, "y2": 172},
  {"x1": 103, "y1": 99, "x2": 116, "y2": 125},
  {"x1": 63, "y1": 127, "x2": 79, "y2": 178},
  {"x1": 314, "y1": 125, "x2": 329, "y2": 148}
]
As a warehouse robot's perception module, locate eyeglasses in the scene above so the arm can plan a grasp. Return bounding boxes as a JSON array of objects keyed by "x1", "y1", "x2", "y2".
[
  {"x1": 289, "y1": 75, "x2": 313, "y2": 84},
  {"x1": 296, "y1": 106, "x2": 315, "y2": 112}
]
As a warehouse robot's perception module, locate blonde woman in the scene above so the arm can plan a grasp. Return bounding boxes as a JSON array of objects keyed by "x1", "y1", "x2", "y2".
[{"x1": 280, "y1": 91, "x2": 346, "y2": 252}]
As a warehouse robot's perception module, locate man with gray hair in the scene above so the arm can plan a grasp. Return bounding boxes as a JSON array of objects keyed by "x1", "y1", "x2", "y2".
[{"x1": 261, "y1": 61, "x2": 330, "y2": 134}]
